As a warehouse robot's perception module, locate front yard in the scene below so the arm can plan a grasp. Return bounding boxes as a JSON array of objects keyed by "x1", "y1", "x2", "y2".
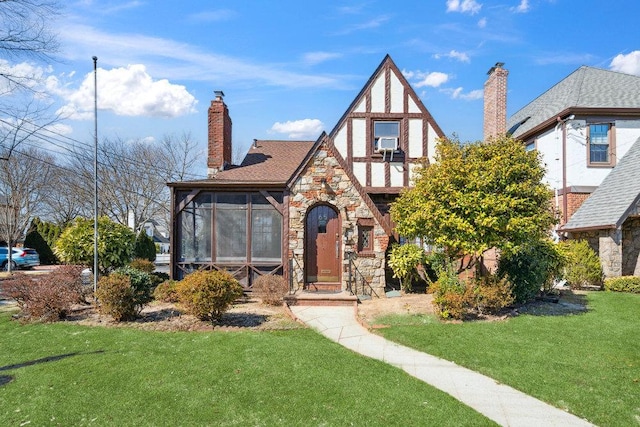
[{"x1": 374, "y1": 291, "x2": 640, "y2": 426}]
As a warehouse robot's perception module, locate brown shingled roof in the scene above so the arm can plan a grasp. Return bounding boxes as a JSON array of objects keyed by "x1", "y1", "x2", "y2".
[{"x1": 208, "y1": 140, "x2": 314, "y2": 184}]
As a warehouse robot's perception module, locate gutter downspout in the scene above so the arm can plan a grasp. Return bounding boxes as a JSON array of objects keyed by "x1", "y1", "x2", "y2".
[{"x1": 562, "y1": 122, "x2": 568, "y2": 227}]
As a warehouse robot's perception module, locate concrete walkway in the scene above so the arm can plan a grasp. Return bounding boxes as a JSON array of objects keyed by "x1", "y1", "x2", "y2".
[{"x1": 289, "y1": 305, "x2": 594, "y2": 427}]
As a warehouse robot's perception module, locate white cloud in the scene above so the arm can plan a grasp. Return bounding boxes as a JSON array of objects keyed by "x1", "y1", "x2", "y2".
[
  {"x1": 58, "y1": 64, "x2": 197, "y2": 120},
  {"x1": 414, "y1": 72, "x2": 450, "y2": 88},
  {"x1": 478, "y1": 17, "x2": 487, "y2": 28},
  {"x1": 0, "y1": 60, "x2": 49, "y2": 95},
  {"x1": 302, "y1": 52, "x2": 343, "y2": 66},
  {"x1": 610, "y1": 51, "x2": 640, "y2": 76},
  {"x1": 269, "y1": 119, "x2": 324, "y2": 139},
  {"x1": 442, "y1": 87, "x2": 483, "y2": 100},
  {"x1": 434, "y1": 50, "x2": 470, "y2": 63},
  {"x1": 59, "y1": 24, "x2": 344, "y2": 89},
  {"x1": 446, "y1": 0, "x2": 482, "y2": 15},
  {"x1": 511, "y1": 0, "x2": 530, "y2": 13}
]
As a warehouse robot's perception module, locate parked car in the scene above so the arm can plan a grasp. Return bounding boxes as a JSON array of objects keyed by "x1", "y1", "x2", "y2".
[{"x1": 0, "y1": 247, "x2": 41, "y2": 271}]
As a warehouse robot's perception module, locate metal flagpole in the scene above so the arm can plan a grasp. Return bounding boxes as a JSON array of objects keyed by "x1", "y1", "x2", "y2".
[{"x1": 93, "y1": 56, "x2": 99, "y2": 294}]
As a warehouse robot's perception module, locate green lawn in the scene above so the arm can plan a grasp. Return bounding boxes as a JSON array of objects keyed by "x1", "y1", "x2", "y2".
[
  {"x1": 0, "y1": 312, "x2": 494, "y2": 426},
  {"x1": 375, "y1": 291, "x2": 640, "y2": 427}
]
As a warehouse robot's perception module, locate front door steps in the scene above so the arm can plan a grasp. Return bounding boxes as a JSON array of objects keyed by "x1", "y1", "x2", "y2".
[{"x1": 284, "y1": 289, "x2": 358, "y2": 308}]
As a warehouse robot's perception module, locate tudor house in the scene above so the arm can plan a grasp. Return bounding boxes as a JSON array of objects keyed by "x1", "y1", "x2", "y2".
[{"x1": 168, "y1": 55, "x2": 444, "y2": 296}]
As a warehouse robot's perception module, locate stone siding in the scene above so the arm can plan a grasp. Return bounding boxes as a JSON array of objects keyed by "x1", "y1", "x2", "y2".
[
  {"x1": 622, "y1": 216, "x2": 640, "y2": 276},
  {"x1": 288, "y1": 142, "x2": 389, "y2": 296}
]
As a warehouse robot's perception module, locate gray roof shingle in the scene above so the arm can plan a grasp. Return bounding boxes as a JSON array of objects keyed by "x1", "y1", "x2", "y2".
[
  {"x1": 561, "y1": 137, "x2": 640, "y2": 231},
  {"x1": 508, "y1": 66, "x2": 640, "y2": 139}
]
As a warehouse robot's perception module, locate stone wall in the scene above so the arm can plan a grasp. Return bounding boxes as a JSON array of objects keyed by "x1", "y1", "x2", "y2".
[
  {"x1": 622, "y1": 216, "x2": 640, "y2": 276},
  {"x1": 288, "y1": 142, "x2": 389, "y2": 296}
]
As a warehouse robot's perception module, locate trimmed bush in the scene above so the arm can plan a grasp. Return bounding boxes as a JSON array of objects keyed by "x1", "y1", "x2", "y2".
[
  {"x1": 111, "y1": 266, "x2": 155, "y2": 313},
  {"x1": 129, "y1": 258, "x2": 155, "y2": 273},
  {"x1": 0, "y1": 265, "x2": 84, "y2": 322},
  {"x1": 559, "y1": 240, "x2": 603, "y2": 289},
  {"x1": 498, "y1": 239, "x2": 564, "y2": 303},
  {"x1": 95, "y1": 273, "x2": 136, "y2": 321},
  {"x1": 153, "y1": 280, "x2": 179, "y2": 303},
  {"x1": 468, "y1": 275, "x2": 514, "y2": 315},
  {"x1": 54, "y1": 216, "x2": 135, "y2": 274},
  {"x1": 604, "y1": 276, "x2": 640, "y2": 294},
  {"x1": 253, "y1": 274, "x2": 288, "y2": 306},
  {"x1": 176, "y1": 270, "x2": 243, "y2": 323},
  {"x1": 134, "y1": 230, "x2": 156, "y2": 262}
]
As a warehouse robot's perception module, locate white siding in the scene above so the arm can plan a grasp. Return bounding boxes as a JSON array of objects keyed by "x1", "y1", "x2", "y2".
[
  {"x1": 537, "y1": 119, "x2": 640, "y2": 189},
  {"x1": 354, "y1": 97, "x2": 366, "y2": 113},
  {"x1": 353, "y1": 162, "x2": 367, "y2": 186},
  {"x1": 334, "y1": 125, "x2": 348, "y2": 159},
  {"x1": 390, "y1": 162, "x2": 404, "y2": 187},
  {"x1": 371, "y1": 74, "x2": 385, "y2": 113},
  {"x1": 371, "y1": 163, "x2": 385, "y2": 186},
  {"x1": 390, "y1": 72, "x2": 404, "y2": 113},
  {"x1": 352, "y1": 118, "x2": 367, "y2": 157},
  {"x1": 408, "y1": 96, "x2": 420, "y2": 113},
  {"x1": 408, "y1": 119, "x2": 423, "y2": 158},
  {"x1": 427, "y1": 122, "x2": 438, "y2": 163}
]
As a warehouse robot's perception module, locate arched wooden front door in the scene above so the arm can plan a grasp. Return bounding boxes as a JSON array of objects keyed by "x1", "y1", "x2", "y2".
[{"x1": 305, "y1": 205, "x2": 341, "y2": 289}]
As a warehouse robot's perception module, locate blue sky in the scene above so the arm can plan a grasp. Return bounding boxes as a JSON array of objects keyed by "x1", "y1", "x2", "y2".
[{"x1": 9, "y1": 0, "x2": 640, "y2": 175}]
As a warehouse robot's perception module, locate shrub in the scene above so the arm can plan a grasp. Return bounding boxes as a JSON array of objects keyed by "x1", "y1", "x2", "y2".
[
  {"x1": 153, "y1": 280, "x2": 179, "y2": 303},
  {"x1": 134, "y1": 230, "x2": 156, "y2": 262},
  {"x1": 129, "y1": 258, "x2": 155, "y2": 273},
  {"x1": 559, "y1": 240, "x2": 603, "y2": 289},
  {"x1": 176, "y1": 270, "x2": 243, "y2": 323},
  {"x1": 54, "y1": 216, "x2": 136, "y2": 274},
  {"x1": 24, "y1": 228, "x2": 58, "y2": 265},
  {"x1": 498, "y1": 239, "x2": 564, "y2": 303},
  {"x1": 604, "y1": 276, "x2": 640, "y2": 294},
  {"x1": 111, "y1": 266, "x2": 155, "y2": 313},
  {"x1": 467, "y1": 275, "x2": 515, "y2": 315},
  {"x1": 429, "y1": 265, "x2": 467, "y2": 319},
  {"x1": 388, "y1": 243, "x2": 426, "y2": 291},
  {"x1": 252, "y1": 274, "x2": 288, "y2": 306},
  {"x1": 0, "y1": 265, "x2": 84, "y2": 322},
  {"x1": 95, "y1": 273, "x2": 136, "y2": 321}
]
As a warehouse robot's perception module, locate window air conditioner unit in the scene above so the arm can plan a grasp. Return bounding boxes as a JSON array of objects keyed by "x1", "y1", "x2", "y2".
[{"x1": 376, "y1": 137, "x2": 398, "y2": 152}]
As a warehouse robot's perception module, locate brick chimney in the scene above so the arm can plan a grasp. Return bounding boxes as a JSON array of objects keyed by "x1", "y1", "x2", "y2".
[
  {"x1": 483, "y1": 62, "x2": 508, "y2": 141},
  {"x1": 207, "y1": 90, "x2": 232, "y2": 177}
]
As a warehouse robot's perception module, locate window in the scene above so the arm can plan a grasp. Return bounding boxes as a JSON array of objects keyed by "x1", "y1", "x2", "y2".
[
  {"x1": 588, "y1": 123, "x2": 615, "y2": 166},
  {"x1": 358, "y1": 226, "x2": 373, "y2": 253},
  {"x1": 374, "y1": 121, "x2": 400, "y2": 152},
  {"x1": 215, "y1": 194, "x2": 248, "y2": 262},
  {"x1": 179, "y1": 193, "x2": 212, "y2": 262},
  {"x1": 251, "y1": 194, "x2": 282, "y2": 262}
]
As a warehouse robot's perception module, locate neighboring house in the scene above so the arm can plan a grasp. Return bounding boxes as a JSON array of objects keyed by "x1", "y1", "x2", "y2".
[
  {"x1": 168, "y1": 55, "x2": 444, "y2": 296},
  {"x1": 495, "y1": 65, "x2": 640, "y2": 226},
  {"x1": 142, "y1": 219, "x2": 170, "y2": 254},
  {"x1": 485, "y1": 63, "x2": 640, "y2": 278},
  {"x1": 561, "y1": 138, "x2": 640, "y2": 277}
]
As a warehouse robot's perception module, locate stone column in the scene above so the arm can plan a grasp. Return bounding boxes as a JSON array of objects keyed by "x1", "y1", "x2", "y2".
[{"x1": 599, "y1": 228, "x2": 622, "y2": 277}]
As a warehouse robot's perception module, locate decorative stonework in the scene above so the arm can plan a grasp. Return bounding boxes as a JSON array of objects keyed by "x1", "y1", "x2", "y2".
[{"x1": 288, "y1": 141, "x2": 389, "y2": 296}]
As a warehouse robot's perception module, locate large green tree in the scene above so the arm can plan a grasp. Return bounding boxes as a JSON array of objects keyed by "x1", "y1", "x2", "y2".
[{"x1": 391, "y1": 135, "x2": 556, "y2": 268}]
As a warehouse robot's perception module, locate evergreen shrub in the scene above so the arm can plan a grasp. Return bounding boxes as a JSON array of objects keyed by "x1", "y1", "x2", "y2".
[{"x1": 176, "y1": 270, "x2": 243, "y2": 323}]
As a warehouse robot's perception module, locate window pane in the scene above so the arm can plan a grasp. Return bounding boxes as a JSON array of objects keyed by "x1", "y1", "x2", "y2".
[
  {"x1": 251, "y1": 192, "x2": 283, "y2": 206},
  {"x1": 216, "y1": 209, "x2": 247, "y2": 262},
  {"x1": 589, "y1": 124, "x2": 610, "y2": 163},
  {"x1": 217, "y1": 193, "x2": 247, "y2": 207},
  {"x1": 251, "y1": 209, "x2": 282, "y2": 262},
  {"x1": 374, "y1": 121, "x2": 399, "y2": 137},
  {"x1": 179, "y1": 207, "x2": 211, "y2": 262}
]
